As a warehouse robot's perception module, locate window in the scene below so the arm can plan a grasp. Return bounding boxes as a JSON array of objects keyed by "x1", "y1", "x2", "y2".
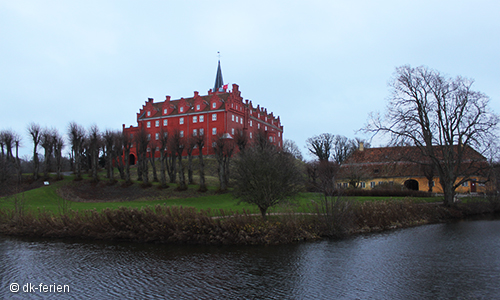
[
  {"x1": 212, "y1": 102, "x2": 216, "y2": 108},
  {"x1": 180, "y1": 107, "x2": 184, "y2": 113},
  {"x1": 462, "y1": 181, "x2": 469, "y2": 187},
  {"x1": 193, "y1": 116, "x2": 197, "y2": 123},
  {"x1": 163, "y1": 119, "x2": 168, "y2": 126},
  {"x1": 156, "y1": 147, "x2": 160, "y2": 152},
  {"x1": 147, "y1": 134, "x2": 151, "y2": 140},
  {"x1": 250, "y1": 120, "x2": 253, "y2": 127},
  {"x1": 360, "y1": 182, "x2": 366, "y2": 188},
  {"x1": 258, "y1": 113, "x2": 260, "y2": 118},
  {"x1": 212, "y1": 114, "x2": 217, "y2": 121},
  {"x1": 337, "y1": 183, "x2": 342, "y2": 188},
  {"x1": 212, "y1": 128, "x2": 217, "y2": 135},
  {"x1": 155, "y1": 133, "x2": 159, "y2": 140},
  {"x1": 147, "y1": 147, "x2": 150, "y2": 152},
  {"x1": 430, "y1": 181, "x2": 435, "y2": 187},
  {"x1": 193, "y1": 129, "x2": 197, "y2": 136},
  {"x1": 343, "y1": 182, "x2": 348, "y2": 188},
  {"x1": 258, "y1": 123, "x2": 260, "y2": 129},
  {"x1": 265, "y1": 117, "x2": 267, "y2": 121},
  {"x1": 231, "y1": 128, "x2": 235, "y2": 135},
  {"x1": 180, "y1": 117, "x2": 184, "y2": 125},
  {"x1": 232, "y1": 115, "x2": 234, "y2": 121},
  {"x1": 278, "y1": 132, "x2": 281, "y2": 137},
  {"x1": 370, "y1": 182, "x2": 376, "y2": 188},
  {"x1": 240, "y1": 118, "x2": 243, "y2": 125},
  {"x1": 180, "y1": 131, "x2": 184, "y2": 137},
  {"x1": 155, "y1": 120, "x2": 159, "y2": 127},
  {"x1": 236, "y1": 116, "x2": 239, "y2": 123},
  {"x1": 147, "y1": 121, "x2": 151, "y2": 128},
  {"x1": 199, "y1": 115, "x2": 204, "y2": 122},
  {"x1": 200, "y1": 128, "x2": 204, "y2": 135},
  {"x1": 147, "y1": 111, "x2": 151, "y2": 116},
  {"x1": 250, "y1": 132, "x2": 252, "y2": 139},
  {"x1": 196, "y1": 104, "x2": 200, "y2": 110},
  {"x1": 378, "y1": 181, "x2": 383, "y2": 186},
  {"x1": 164, "y1": 108, "x2": 167, "y2": 114},
  {"x1": 265, "y1": 126, "x2": 267, "y2": 131}
]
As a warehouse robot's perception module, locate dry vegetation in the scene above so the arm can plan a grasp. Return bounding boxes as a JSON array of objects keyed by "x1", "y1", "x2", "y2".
[{"x1": 2, "y1": 196, "x2": 499, "y2": 245}]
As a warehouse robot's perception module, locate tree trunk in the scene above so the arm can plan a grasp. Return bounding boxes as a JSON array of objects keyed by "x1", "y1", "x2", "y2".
[
  {"x1": 177, "y1": 154, "x2": 186, "y2": 190},
  {"x1": 198, "y1": 150, "x2": 206, "y2": 192}
]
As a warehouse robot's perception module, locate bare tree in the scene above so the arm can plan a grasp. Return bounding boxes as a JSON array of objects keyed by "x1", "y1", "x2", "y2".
[
  {"x1": 68, "y1": 122, "x2": 86, "y2": 180},
  {"x1": 194, "y1": 131, "x2": 207, "y2": 192},
  {"x1": 235, "y1": 129, "x2": 248, "y2": 152},
  {"x1": 88, "y1": 125, "x2": 101, "y2": 182},
  {"x1": 283, "y1": 139, "x2": 303, "y2": 161},
  {"x1": 135, "y1": 127, "x2": 150, "y2": 184},
  {"x1": 212, "y1": 133, "x2": 235, "y2": 191},
  {"x1": 113, "y1": 132, "x2": 125, "y2": 180},
  {"x1": 122, "y1": 131, "x2": 132, "y2": 183},
  {"x1": 41, "y1": 128, "x2": 55, "y2": 179},
  {"x1": 185, "y1": 135, "x2": 197, "y2": 185},
  {"x1": 171, "y1": 130, "x2": 186, "y2": 190},
  {"x1": 28, "y1": 123, "x2": 42, "y2": 180},
  {"x1": 306, "y1": 133, "x2": 334, "y2": 161},
  {"x1": 149, "y1": 139, "x2": 159, "y2": 182},
  {"x1": 53, "y1": 130, "x2": 64, "y2": 180},
  {"x1": 365, "y1": 65, "x2": 499, "y2": 206},
  {"x1": 233, "y1": 142, "x2": 303, "y2": 219},
  {"x1": 158, "y1": 128, "x2": 169, "y2": 188},
  {"x1": 103, "y1": 130, "x2": 116, "y2": 181}
]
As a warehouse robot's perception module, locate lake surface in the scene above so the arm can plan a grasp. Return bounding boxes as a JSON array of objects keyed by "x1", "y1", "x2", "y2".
[{"x1": 1, "y1": 218, "x2": 500, "y2": 299}]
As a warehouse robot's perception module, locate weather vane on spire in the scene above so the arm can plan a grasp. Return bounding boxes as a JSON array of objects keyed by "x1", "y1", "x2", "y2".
[{"x1": 217, "y1": 51, "x2": 221, "y2": 60}]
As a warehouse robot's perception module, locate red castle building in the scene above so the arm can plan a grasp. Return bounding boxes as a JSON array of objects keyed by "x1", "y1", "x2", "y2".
[{"x1": 122, "y1": 61, "x2": 284, "y2": 164}]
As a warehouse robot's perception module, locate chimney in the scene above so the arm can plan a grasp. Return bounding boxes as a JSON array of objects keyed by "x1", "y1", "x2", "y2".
[
  {"x1": 194, "y1": 91, "x2": 199, "y2": 97},
  {"x1": 165, "y1": 95, "x2": 171, "y2": 101},
  {"x1": 359, "y1": 142, "x2": 364, "y2": 151},
  {"x1": 148, "y1": 98, "x2": 154, "y2": 103}
]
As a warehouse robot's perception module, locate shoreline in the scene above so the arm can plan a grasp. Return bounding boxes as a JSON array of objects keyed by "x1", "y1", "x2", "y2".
[{"x1": 1, "y1": 200, "x2": 499, "y2": 245}]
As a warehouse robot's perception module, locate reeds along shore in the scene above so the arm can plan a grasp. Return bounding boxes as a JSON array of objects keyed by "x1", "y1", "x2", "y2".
[{"x1": 1, "y1": 198, "x2": 500, "y2": 245}]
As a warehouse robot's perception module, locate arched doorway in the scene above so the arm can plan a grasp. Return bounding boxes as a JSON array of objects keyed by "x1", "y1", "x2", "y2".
[
  {"x1": 404, "y1": 179, "x2": 419, "y2": 191},
  {"x1": 129, "y1": 154, "x2": 136, "y2": 165}
]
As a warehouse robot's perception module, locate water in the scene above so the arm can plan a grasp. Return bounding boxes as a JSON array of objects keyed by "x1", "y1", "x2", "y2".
[{"x1": 1, "y1": 219, "x2": 500, "y2": 299}]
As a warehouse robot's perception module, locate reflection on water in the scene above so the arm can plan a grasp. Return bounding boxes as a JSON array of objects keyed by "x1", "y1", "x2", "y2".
[{"x1": 1, "y1": 219, "x2": 500, "y2": 299}]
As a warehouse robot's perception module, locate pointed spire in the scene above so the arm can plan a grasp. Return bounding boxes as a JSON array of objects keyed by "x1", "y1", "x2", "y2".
[{"x1": 213, "y1": 59, "x2": 224, "y2": 92}]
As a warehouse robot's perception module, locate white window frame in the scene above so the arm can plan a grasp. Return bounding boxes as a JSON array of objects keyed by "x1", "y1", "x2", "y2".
[
  {"x1": 163, "y1": 119, "x2": 168, "y2": 126},
  {"x1": 193, "y1": 129, "x2": 197, "y2": 136},
  {"x1": 196, "y1": 104, "x2": 200, "y2": 110},
  {"x1": 193, "y1": 116, "x2": 198, "y2": 123},
  {"x1": 212, "y1": 102, "x2": 216, "y2": 108},
  {"x1": 147, "y1": 121, "x2": 151, "y2": 128},
  {"x1": 180, "y1": 107, "x2": 184, "y2": 113},
  {"x1": 180, "y1": 117, "x2": 184, "y2": 125},
  {"x1": 147, "y1": 111, "x2": 151, "y2": 116},
  {"x1": 155, "y1": 120, "x2": 159, "y2": 127},
  {"x1": 155, "y1": 133, "x2": 159, "y2": 140},
  {"x1": 199, "y1": 115, "x2": 204, "y2": 122},
  {"x1": 212, "y1": 114, "x2": 217, "y2": 121},
  {"x1": 200, "y1": 128, "x2": 204, "y2": 135},
  {"x1": 212, "y1": 128, "x2": 217, "y2": 135},
  {"x1": 180, "y1": 130, "x2": 184, "y2": 138},
  {"x1": 164, "y1": 108, "x2": 167, "y2": 114}
]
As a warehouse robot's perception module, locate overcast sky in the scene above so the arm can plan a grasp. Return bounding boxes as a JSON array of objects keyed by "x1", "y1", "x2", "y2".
[{"x1": 1, "y1": 0, "x2": 499, "y2": 159}]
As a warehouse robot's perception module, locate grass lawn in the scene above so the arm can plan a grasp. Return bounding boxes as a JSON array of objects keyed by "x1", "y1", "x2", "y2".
[{"x1": 0, "y1": 172, "x2": 445, "y2": 216}]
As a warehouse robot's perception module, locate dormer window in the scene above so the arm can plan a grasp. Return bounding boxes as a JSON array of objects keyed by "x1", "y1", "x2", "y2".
[
  {"x1": 180, "y1": 107, "x2": 184, "y2": 113},
  {"x1": 265, "y1": 117, "x2": 267, "y2": 122},
  {"x1": 212, "y1": 102, "x2": 216, "y2": 109},
  {"x1": 147, "y1": 111, "x2": 151, "y2": 117},
  {"x1": 164, "y1": 108, "x2": 167, "y2": 114},
  {"x1": 258, "y1": 113, "x2": 260, "y2": 118},
  {"x1": 196, "y1": 104, "x2": 200, "y2": 110}
]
